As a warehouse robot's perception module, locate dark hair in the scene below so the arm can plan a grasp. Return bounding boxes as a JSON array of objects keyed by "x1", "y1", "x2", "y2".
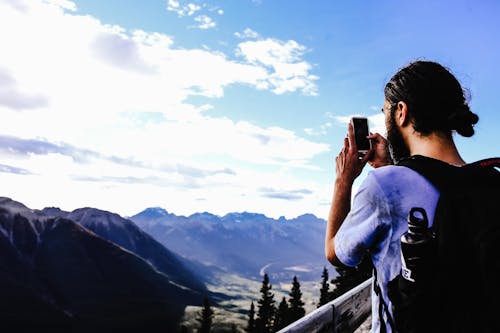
[{"x1": 384, "y1": 60, "x2": 479, "y2": 137}]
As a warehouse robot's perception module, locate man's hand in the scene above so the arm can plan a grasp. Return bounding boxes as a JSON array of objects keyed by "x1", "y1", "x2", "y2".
[
  {"x1": 367, "y1": 133, "x2": 393, "y2": 168},
  {"x1": 335, "y1": 123, "x2": 373, "y2": 185},
  {"x1": 326, "y1": 123, "x2": 372, "y2": 266}
]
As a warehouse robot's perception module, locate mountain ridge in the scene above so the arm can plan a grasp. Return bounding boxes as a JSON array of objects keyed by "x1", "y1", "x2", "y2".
[
  {"x1": 132, "y1": 206, "x2": 326, "y2": 224},
  {"x1": 40, "y1": 205, "x2": 207, "y2": 294},
  {"x1": 130, "y1": 206, "x2": 329, "y2": 283},
  {"x1": 0, "y1": 197, "x2": 209, "y2": 331}
]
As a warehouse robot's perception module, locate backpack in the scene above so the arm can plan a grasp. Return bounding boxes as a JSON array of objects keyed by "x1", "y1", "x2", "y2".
[{"x1": 374, "y1": 155, "x2": 500, "y2": 333}]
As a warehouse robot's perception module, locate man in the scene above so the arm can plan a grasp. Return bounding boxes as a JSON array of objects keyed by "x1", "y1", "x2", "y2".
[{"x1": 324, "y1": 60, "x2": 480, "y2": 332}]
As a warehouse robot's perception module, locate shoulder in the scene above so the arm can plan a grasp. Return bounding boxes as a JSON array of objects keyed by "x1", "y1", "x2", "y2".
[
  {"x1": 365, "y1": 165, "x2": 434, "y2": 191},
  {"x1": 369, "y1": 164, "x2": 422, "y2": 181},
  {"x1": 357, "y1": 165, "x2": 439, "y2": 215},
  {"x1": 354, "y1": 166, "x2": 413, "y2": 198}
]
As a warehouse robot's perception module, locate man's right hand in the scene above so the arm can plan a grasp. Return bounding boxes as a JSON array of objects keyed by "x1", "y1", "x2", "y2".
[{"x1": 367, "y1": 133, "x2": 393, "y2": 168}]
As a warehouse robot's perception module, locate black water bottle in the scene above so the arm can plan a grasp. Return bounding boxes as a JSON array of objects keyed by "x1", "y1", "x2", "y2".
[{"x1": 400, "y1": 207, "x2": 434, "y2": 284}]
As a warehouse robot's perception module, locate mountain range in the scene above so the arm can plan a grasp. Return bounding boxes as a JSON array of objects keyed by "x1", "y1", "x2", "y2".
[
  {"x1": 41, "y1": 206, "x2": 207, "y2": 293},
  {"x1": 0, "y1": 197, "x2": 207, "y2": 332},
  {"x1": 0, "y1": 196, "x2": 332, "y2": 331},
  {"x1": 130, "y1": 208, "x2": 331, "y2": 283}
]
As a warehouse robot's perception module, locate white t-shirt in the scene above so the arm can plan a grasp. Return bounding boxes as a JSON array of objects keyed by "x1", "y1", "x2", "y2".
[{"x1": 334, "y1": 165, "x2": 439, "y2": 333}]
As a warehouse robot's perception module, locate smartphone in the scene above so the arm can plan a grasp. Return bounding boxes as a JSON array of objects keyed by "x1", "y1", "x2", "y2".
[{"x1": 350, "y1": 117, "x2": 371, "y2": 154}]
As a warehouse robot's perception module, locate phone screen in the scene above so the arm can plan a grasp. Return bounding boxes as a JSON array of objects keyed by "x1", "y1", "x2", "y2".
[{"x1": 352, "y1": 118, "x2": 370, "y2": 151}]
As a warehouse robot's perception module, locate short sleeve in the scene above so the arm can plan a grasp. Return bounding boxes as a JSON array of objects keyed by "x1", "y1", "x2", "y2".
[{"x1": 334, "y1": 173, "x2": 392, "y2": 267}]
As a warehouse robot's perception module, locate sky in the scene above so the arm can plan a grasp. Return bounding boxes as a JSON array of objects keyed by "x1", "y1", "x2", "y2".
[{"x1": 0, "y1": 0, "x2": 499, "y2": 219}]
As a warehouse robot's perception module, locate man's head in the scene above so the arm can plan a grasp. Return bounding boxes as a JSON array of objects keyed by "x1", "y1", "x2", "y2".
[{"x1": 382, "y1": 60, "x2": 478, "y2": 162}]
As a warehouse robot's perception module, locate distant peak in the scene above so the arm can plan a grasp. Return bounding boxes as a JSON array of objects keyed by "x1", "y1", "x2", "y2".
[
  {"x1": 292, "y1": 213, "x2": 325, "y2": 223},
  {"x1": 297, "y1": 213, "x2": 318, "y2": 219},
  {"x1": 146, "y1": 207, "x2": 168, "y2": 214},
  {"x1": 134, "y1": 207, "x2": 170, "y2": 218},
  {"x1": 189, "y1": 212, "x2": 217, "y2": 218},
  {"x1": 43, "y1": 206, "x2": 61, "y2": 210},
  {"x1": 39, "y1": 206, "x2": 69, "y2": 218},
  {"x1": 223, "y1": 212, "x2": 267, "y2": 218},
  {"x1": 72, "y1": 207, "x2": 114, "y2": 216},
  {"x1": 221, "y1": 212, "x2": 270, "y2": 223},
  {"x1": 0, "y1": 197, "x2": 31, "y2": 211}
]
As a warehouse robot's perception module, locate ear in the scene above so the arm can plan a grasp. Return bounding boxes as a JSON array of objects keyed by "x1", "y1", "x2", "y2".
[{"x1": 396, "y1": 101, "x2": 409, "y2": 127}]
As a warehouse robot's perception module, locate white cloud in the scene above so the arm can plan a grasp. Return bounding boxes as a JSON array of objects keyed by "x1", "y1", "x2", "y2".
[
  {"x1": 167, "y1": 0, "x2": 180, "y2": 10},
  {"x1": 236, "y1": 38, "x2": 318, "y2": 96},
  {"x1": 186, "y1": 3, "x2": 201, "y2": 15},
  {"x1": 44, "y1": 0, "x2": 77, "y2": 11},
  {"x1": 166, "y1": 0, "x2": 201, "y2": 16},
  {"x1": 234, "y1": 28, "x2": 260, "y2": 39},
  {"x1": 0, "y1": 0, "x2": 327, "y2": 218},
  {"x1": 193, "y1": 14, "x2": 216, "y2": 29},
  {"x1": 238, "y1": 39, "x2": 305, "y2": 65},
  {"x1": 0, "y1": 68, "x2": 49, "y2": 110},
  {"x1": 166, "y1": 0, "x2": 219, "y2": 28},
  {"x1": 304, "y1": 122, "x2": 332, "y2": 136}
]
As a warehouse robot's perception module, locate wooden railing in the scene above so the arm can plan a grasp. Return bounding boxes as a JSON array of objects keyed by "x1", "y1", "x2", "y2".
[{"x1": 277, "y1": 278, "x2": 372, "y2": 333}]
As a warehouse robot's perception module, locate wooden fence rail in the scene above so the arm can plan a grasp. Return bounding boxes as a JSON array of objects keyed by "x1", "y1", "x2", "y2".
[{"x1": 277, "y1": 278, "x2": 372, "y2": 333}]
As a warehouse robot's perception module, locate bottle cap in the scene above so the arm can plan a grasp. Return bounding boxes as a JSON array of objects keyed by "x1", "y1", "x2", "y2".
[{"x1": 408, "y1": 207, "x2": 429, "y2": 232}]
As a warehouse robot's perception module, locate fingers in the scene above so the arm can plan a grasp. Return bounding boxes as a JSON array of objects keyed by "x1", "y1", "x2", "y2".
[
  {"x1": 335, "y1": 150, "x2": 344, "y2": 173},
  {"x1": 347, "y1": 122, "x2": 356, "y2": 151},
  {"x1": 361, "y1": 148, "x2": 374, "y2": 165},
  {"x1": 367, "y1": 133, "x2": 385, "y2": 142}
]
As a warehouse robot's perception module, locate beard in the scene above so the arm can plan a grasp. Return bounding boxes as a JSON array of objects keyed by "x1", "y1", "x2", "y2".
[{"x1": 387, "y1": 113, "x2": 411, "y2": 163}]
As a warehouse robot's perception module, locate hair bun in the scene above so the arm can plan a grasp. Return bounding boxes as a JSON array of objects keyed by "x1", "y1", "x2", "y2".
[{"x1": 447, "y1": 105, "x2": 479, "y2": 137}]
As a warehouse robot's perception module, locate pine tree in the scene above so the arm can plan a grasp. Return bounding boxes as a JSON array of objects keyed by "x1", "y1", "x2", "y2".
[
  {"x1": 273, "y1": 297, "x2": 289, "y2": 332},
  {"x1": 329, "y1": 257, "x2": 372, "y2": 300},
  {"x1": 256, "y1": 273, "x2": 275, "y2": 333},
  {"x1": 197, "y1": 296, "x2": 214, "y2": 333},
  {"x1": 288, "y1": 276, "x2": 305, "y2": 323},
  {"x1": 247, "y1": 301, "x2": 256, "y2": 333},
  {"x1": 318, "y1": 267, "x2": 330, "y2": 307}
]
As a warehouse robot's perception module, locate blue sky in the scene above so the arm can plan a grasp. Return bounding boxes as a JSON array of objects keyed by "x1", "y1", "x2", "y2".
[{"x1": 0, "y1": 0, "x2": 498, "y2": 218}]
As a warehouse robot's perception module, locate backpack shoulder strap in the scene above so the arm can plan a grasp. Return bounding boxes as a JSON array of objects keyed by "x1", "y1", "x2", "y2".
[
  {"x1": 468, "y1": 157, "x2": 500, "y2": 169},
  {"x1": 397, "y1": 155, "x2": 500, "y2": 192},
  {"x1": 372, "y1": 265, "x2": 397, "y2": 333}
]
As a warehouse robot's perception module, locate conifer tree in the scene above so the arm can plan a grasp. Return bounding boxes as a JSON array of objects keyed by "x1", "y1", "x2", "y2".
[
  {"x1": 288, "y1": 276, "x2": 305, "y2": 323},
  {"x1": 197, "y1": 296, "x2": 214, "y2": 333},
  {"x1": 330, "y1": 265, "x2": 356, "y2": 300},
  {"x1": 318, "y1": 267, "x2": 330, "y2": 307},
  {"x1": 329, "y1": 257, "x2": 371, "y2": 300},
  {"x1": 247, "y1": 301, "x2": 256, "y2": 333},
  {"x1": 256, "y1": 273, "x2": 275, "y2": 333},
  {"x1": 273, "y1": 297, "x2": 290, "y2": 332}
]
